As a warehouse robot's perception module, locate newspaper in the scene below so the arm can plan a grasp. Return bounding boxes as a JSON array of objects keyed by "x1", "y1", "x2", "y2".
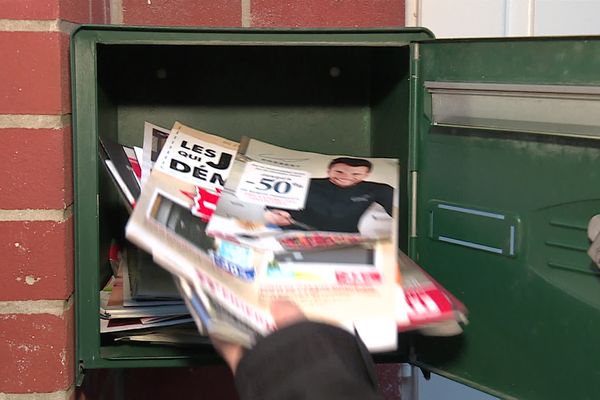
[
  {"x1": 99, "y1": 259, "x2": 188, "y2": 319},
  {"x1": 125, "y1": 124, "x2": 467, "y2": 352},
  {"x1": 99, "y1": 136, "x2": 141, "y2": 202},
  {"x1": 396, "y1": 250, "x2": 468, "y2": 335},
  {"x1": 126, "y1": 121, "x2": 239, "y2": 282},
  {"x1": 174, "y1": 276, "x2": 258, "y2": 348},
  {"x1": 141, "y1": 122, "x2": 171, "y2": 185},
  {"x1": 126, "y1": 126, "x2": 399, "y2": 352},
  {"x1": 152, "y1": 233, "x2": 399, "y2": 351},
  {"x1": 205, "y1": 137, "x2": 400, "y2": 294},
  {"x1": 207, "y1": 137, "x2": 398, "y2": 252},
  {"x1": 201, "y1": 136, "x2": 401, "y2": 351}
]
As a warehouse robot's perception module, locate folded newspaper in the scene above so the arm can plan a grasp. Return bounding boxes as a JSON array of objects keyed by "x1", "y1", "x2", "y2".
[
  {"x1": 125, "y1": 121, "x2": 467, "y2": 352},
  {"x1": 205, "y1": 137, "x2": 399, "y2": 296}
]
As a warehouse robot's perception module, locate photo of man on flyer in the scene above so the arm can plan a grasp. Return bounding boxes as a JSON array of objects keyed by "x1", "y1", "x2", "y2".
[{"x1": 264, "y1": 157, "x2": 394, "y2": 235}]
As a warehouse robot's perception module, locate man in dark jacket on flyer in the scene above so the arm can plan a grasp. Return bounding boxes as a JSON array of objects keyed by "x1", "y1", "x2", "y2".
[
  {"x1": 264, "y1": 157, "x2": 393, "y2": 234},
  {"x1": 211, "y1": 301, "x2": 383, "y2": 400}
]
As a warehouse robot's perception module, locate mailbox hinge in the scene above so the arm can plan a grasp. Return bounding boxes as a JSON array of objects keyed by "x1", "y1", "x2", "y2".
[
  {"x1": 408, "y1": 41, "x2": 420, "y2": 256},
  {"x1": 410, "y1": 171, "x2": 418, "y2": 238},
  {"x1": 412, "y1": 42, "x2": 420, "y2": 60}
]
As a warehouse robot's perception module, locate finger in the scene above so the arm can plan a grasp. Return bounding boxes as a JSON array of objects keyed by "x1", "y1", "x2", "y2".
[
  {"x1": 210, "y1": 336, "x2": 244, "y2": 374},
  {"x1": 276, "y1": 210, "x2": 291, "y2": 219},
  {"x1": 280, "y1": 213, "x2": 293, "y2": 225}
]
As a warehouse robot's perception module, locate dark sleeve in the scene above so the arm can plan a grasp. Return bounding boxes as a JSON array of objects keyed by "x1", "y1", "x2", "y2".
[
  {"x1": 375, "y1": 183, "x2": 394, "y2": 216},
  {"x1": 235, "y1": 321, "x2": 383, "y2": 400}
]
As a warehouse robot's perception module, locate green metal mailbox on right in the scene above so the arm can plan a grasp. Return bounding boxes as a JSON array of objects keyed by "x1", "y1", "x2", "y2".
[
  {"x1": 409, "y1": 37, "x2": 600, "y2": 399},
  {"x1": 72, "y1": 27, "x2": 600, "y2": 399}
]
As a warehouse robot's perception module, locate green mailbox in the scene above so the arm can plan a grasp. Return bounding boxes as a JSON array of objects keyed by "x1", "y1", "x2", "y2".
[
  {"x1": 410, "y1": 38, "x2": 600, "y2": 400},
  {"x1": 72, "y1": 26, "x2": 600, "y2": 399}
]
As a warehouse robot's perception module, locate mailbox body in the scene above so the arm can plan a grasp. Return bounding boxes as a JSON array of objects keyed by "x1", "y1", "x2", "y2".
[{"x1": 72, "y1": 27, "x2": 600, "y2": 399}]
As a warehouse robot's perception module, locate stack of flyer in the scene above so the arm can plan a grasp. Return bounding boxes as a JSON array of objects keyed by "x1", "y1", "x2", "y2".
[
  {"x1": 98, "y1": 244, "x2": 203, "y2": 345},
  {"x1": 124, "y1": 121, "x2": 468, "y2": 352}
]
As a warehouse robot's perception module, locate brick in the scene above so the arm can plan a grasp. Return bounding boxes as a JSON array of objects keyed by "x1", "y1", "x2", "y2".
[
  {"x1": 0, "y1": 306, "x2": 74, "y2": 393},
  {"x1": 0, "y1": 127, "x2": 73, "y2": 209},
  {"x1": 0, "y1": 218, "x2": 73, "y2": 301},
  {"x1": 0, "y1": 0, "x2": 58, "y2": 20},
  {"x1": 122, "y1": 0, "x2": 241, "y2": 27},
  {"x1": 58, "y1": 0, "x2": 92, "y2": 23},
  {"x1": 124, "y1": 366, "x2": 239, "y2": 399},
  {"x1": 0, "y1": 32, "x2": 70, "y2": 115},
  {"x1": 0, "y1": 0, "x2": 100, "y2": 22},
  {"x1": 251, "y1": 0, "x2": 405, "y2": 28}
]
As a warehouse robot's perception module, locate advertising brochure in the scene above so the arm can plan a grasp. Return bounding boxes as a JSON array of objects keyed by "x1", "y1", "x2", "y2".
[
  {"x1": 174, "y1": 276, "x2": 258, "y2": 348},
  {"x1": 99, "y1": 261, "x2": 188, "y2": 319},
  {"x1": 141, "y1": 121, "x2": 171, "y2": 184},
  {"x1": 100, "y1": 315, "x2": 194, "y2": 334},
  {"x1": 205, "y1": 137, "x2": 400, "y2": 291},
  {"x1": 126, "y1": 129, "x2": 399, "y2": 351},
  {"x1": 99, "y1": 136, "x2": 141, "y2": 201},
  {"x1": 125, "y1": 246, "x2": 182, "y2": 301},
  {"x1": 112, "y1": 325, "x2": 211, "y2": 346},
  {"x1": 123, "y1": 145, "x2": 142, "y2": 186},
  {"x1": 124, "y1": 124, "x2": 467, "y2": 352},
  {"x1": 207, "y1": 137, "x2": 398, "y2": 253},
  {"x1": 152, "y1": 235, "x2": 399, "y2": 352},
  {"x1": 125, "y1": 121, "x2": 239, "y2": 281},
  {"x1": 396, "y1": 250, "x2": 468, "y2": 335}
]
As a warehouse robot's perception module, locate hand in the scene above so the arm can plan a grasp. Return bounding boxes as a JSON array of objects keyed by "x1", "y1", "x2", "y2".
[
  {"x1": 270, "y1": 299, "x2": 306, "y2": 328},
  {"x1": 210, "y1": 336, "x2": 245, "y2": 375},
  {"x1": 210, "y1": 300, "x2": 305, "y2": 374},
  {"x1": 264, "y1": 210, "x2": 293, "y2": 226}
]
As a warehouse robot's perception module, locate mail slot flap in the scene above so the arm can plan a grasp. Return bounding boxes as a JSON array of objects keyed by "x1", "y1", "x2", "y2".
[{"x1": 426, "y1": 81, "x2": 600, "y2": 139}]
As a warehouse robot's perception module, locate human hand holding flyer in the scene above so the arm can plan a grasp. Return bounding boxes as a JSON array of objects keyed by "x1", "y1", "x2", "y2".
[{"x1": 123, "y1": 124, "x2": 467, "y2": 354}]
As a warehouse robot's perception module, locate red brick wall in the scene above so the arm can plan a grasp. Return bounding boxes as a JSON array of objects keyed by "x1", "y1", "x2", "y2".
[
  {"x1": 0, "y1": 0, "x2": 405, "y2": 398},
  {"x1": 0, "y1": 1, "x2": 107, "y2": 398},
  {"x1": 120, "y1": 0, "x2": 404, "y2": 27},
  {"x1": 251, "y1": 0, "x2": 405, "y2": 27}
]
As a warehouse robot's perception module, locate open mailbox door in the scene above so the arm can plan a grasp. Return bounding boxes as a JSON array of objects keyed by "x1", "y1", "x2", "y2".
[{"x1": 409, "y1": 37, "x2": 600, "y2": 399}]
